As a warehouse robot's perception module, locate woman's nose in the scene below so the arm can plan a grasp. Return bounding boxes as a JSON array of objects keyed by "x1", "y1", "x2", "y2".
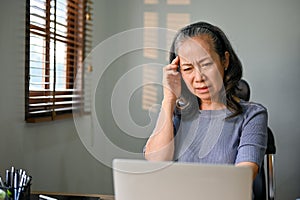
[{"x1": 194, "y1": 67, "x2": 204, "y2": 82}]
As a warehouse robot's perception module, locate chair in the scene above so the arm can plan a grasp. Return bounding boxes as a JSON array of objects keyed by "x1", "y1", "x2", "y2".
[
  {"x1": 235, "y1": 79, "x2": 276, "y2": 200},
  {"x1": 265, "y1": 127, "x2": 276, "y2": 200}
]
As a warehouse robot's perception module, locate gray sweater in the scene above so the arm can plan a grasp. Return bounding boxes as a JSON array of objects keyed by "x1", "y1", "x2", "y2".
[{"x1": 173, "y1": 101, "x2": 268, "y2": 168}]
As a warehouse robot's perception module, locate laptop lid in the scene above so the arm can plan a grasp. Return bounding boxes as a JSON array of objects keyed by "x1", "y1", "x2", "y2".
[{"x1": 112, "y1": 159, "x2": 252, "y2": 200}]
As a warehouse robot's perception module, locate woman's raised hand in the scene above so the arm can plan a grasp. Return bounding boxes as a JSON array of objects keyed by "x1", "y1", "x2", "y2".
[{"x1": 163, "y1": 56, "x2": 181, "y2": 103}]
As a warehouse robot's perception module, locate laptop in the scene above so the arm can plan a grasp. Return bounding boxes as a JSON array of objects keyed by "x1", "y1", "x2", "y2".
[{"x1": 112, "y1": 159, "x2": 253, "y2": 200}]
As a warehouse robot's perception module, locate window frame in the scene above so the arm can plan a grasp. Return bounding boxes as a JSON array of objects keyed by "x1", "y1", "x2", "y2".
[{"x1": 25, "y1": 0, "x2": 92, "y2": 123}]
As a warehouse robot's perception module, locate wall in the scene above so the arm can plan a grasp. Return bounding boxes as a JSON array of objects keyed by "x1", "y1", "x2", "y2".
[
  {"x1": 0, "y1": 0, "x2": 299, "y2": 199},
  {"x1": 0, "y1": 0, "x2": 114, "y2": 195}
]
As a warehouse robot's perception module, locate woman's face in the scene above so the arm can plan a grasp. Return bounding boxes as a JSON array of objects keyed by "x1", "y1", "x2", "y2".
[{"x1": 177, "y1": 35, "x2": 229, "y2": 105}]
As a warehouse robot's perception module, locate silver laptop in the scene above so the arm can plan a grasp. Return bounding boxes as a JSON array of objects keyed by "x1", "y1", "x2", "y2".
[{"x1": 112, "y1": 159, "x2": 253, "y2": 200}]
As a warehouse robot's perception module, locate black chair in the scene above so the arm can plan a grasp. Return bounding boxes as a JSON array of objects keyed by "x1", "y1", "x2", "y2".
[{"x1": 235, "y1": 79, "x2": 276, "y2": 200}]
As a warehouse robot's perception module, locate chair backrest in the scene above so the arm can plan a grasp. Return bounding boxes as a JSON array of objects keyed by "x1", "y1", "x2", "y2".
[
  {"x1": 235, "y1": 79, "x2": 276, "y2": 200},
  {"x1": 236, "y1": 79, "x2": 251, "y2": 101}
]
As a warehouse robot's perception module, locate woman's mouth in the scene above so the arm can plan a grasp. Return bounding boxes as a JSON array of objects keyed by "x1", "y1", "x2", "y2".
[{"x1": 195, "y1": 86, "x2": 209, "y2": 94}]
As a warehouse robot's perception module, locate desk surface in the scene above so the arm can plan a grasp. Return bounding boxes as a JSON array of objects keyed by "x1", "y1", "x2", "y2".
[{"x1": 31, "y1": 191, "x2": 114, "y2": 200}]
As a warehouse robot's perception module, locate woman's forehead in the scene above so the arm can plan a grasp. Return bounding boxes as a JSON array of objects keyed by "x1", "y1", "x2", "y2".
[{"x1": 177, "y1": 37, "x2": 214, "y2": 62}]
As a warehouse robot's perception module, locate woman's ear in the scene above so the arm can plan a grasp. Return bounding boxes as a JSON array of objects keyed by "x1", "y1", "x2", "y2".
[{"x1": 223, "y1": 51, "x2": 230, "y2": 70}]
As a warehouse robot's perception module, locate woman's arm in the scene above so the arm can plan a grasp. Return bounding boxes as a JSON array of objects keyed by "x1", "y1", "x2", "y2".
[
  {"x1": 144, "y1": 57, "x2": 181, "y2": 161},
  {"x1": 235, "y1": 104, "x2": 268, "y2": 180},
  {"x1": 144, "y1": 100, "x2": 176, "y2": 161},
  {"x1": 236, "y1": 161, "x2": 259, "y2": 180}
]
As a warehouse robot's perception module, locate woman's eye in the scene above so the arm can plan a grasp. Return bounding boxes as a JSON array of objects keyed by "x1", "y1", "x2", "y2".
[
  {"x1": 203, "y1": 62, "x2": 212, "y2": 67},
  {"x1": 201, "y1": 62, "x2": 213, "y2": 69},
  {"x1": 183, "y1": 67, "x2": 192, "y2": 72}
]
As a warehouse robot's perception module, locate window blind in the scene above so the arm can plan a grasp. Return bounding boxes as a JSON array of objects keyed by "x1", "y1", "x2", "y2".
[{"x1": 25, "y1": 0, "x2": 93, "y2": 122}]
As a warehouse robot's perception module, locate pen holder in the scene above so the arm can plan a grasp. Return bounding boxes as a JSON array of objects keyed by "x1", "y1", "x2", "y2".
[{"x1": 0, "y1": 185, "x2": 30, "y2": 200}]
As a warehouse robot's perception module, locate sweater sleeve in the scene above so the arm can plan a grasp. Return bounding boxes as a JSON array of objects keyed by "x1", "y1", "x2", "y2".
[{"x1": 235, "y1": 103, "x2": 268, "y2": 168}]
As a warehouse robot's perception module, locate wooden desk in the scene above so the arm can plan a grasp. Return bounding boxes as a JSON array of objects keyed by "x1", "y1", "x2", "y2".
[{"x1": 31, "y1": 191, "x2": 114, "y2": 200}]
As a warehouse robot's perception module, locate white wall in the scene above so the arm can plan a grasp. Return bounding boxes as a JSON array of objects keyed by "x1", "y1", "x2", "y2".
[{"x1": 0, "y1": 0, "x2": 299, "y2": 199}]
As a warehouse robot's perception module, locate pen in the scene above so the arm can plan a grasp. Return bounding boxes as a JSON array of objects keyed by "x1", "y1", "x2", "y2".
[
  {"x1": 16, "y1": 171, "x2": 26, "y2": 200},
  {"x1": 5, "y1": 170, "x2": 10, "y2": 186},
  {"x1": 0, "y1": 176, "x2": 4, "y2": 187},
  {"x1": 39, "y1": 194, "x2": 58, "y2": 200},
  {"x1": 14, "y1": 172, "x2": 18, "y2": 200},
  {"x1": 10, "y1": 166, "x2": 15, "y2": 188},
  {"x1": 18, "y1": 169, "x2": 23, "y2": 178},
  {"x1": 25, "y1": 175, "x2": 32, "y2": 186}
]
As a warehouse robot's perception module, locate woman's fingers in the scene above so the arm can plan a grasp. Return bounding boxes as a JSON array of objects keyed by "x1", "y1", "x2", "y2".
[
  {"x1": 163, "y1": 56, "x2": 181, "y2": 100},
  {"x1": 171, "y1": 55, "x2": 180, "y2": 65},
  {"x1": 168, "y1": 56, "x2": 179, "y2": 71},
  {"x1": 165, "y1": 56, "x2": 179, "y2": 74}
]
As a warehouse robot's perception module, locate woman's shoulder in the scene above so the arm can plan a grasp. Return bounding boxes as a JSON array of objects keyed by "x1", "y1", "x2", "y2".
[{"x1": 239, "y1": 100, "x2": 268, "y2": 115}]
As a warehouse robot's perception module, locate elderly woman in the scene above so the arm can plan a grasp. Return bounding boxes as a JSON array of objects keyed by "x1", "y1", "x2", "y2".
[{"x1": 144, "y1": 21, "x2": 268, "y2": 182}]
